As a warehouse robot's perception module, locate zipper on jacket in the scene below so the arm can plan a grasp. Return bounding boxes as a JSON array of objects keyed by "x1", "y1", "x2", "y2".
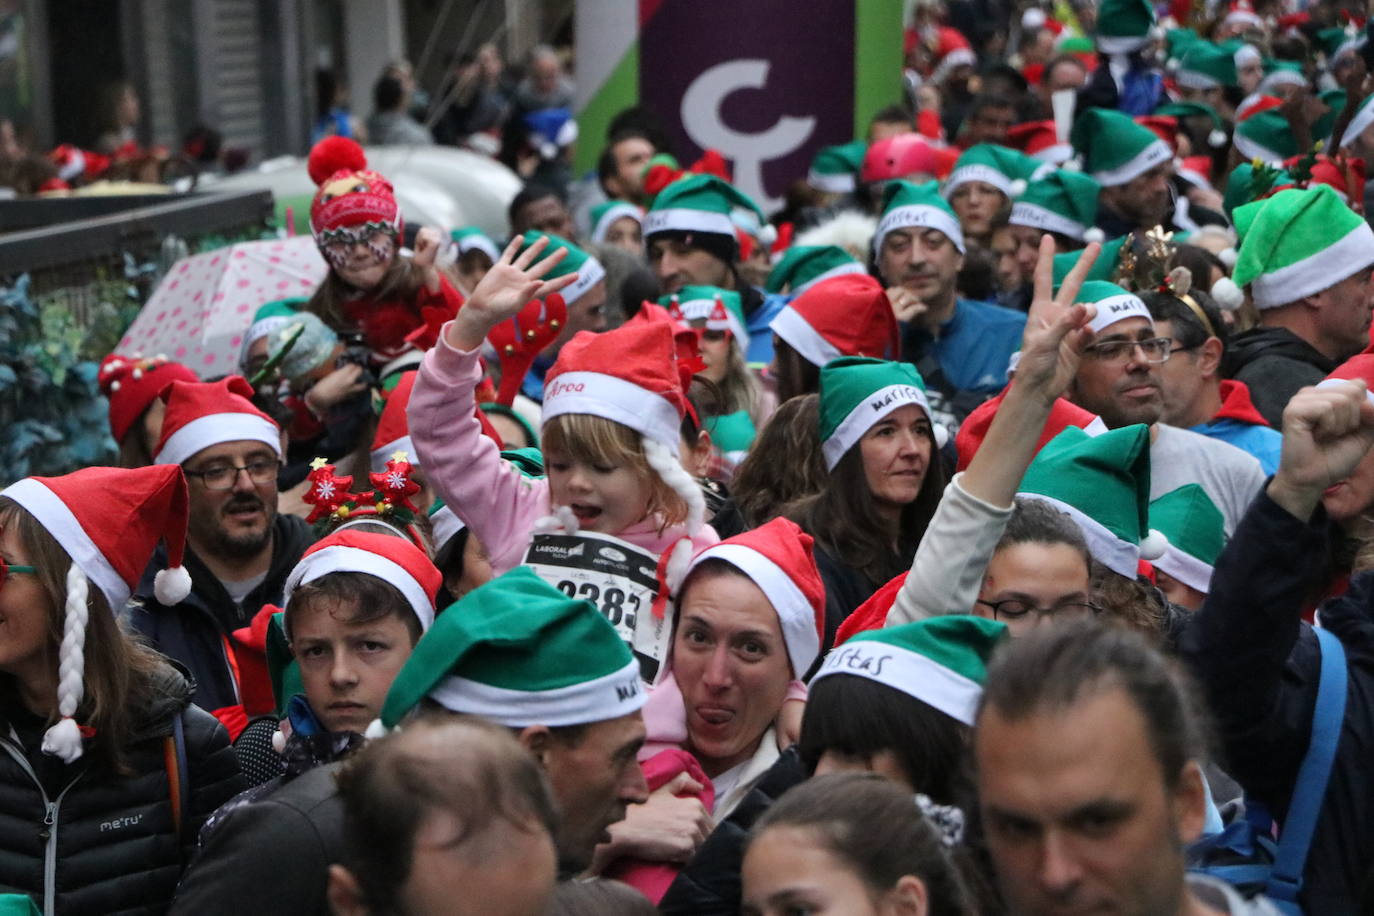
[{"x1": 2, "y1": 736, "x2": 83, "y2": 916}]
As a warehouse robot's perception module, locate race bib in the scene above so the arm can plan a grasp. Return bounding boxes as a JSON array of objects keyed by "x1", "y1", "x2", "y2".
[{"x1": 523, "y1": 531, "x2": 671, "y2": 682}]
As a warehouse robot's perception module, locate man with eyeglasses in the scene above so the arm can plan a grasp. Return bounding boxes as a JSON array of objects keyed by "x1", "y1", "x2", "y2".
[
  {"x1": 1067, "y1": 281, "x2": 1265, "y2": 535},
  {"x1": 128, "y1": 377, "x2": 313, "y2": 734}
]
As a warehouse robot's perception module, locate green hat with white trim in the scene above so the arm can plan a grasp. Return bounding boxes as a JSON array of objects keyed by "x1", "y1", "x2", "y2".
[
  {"x1": 1076, "y1": 280, "x2": 1154, "y2": 335},
  {"x1": 514, "y1": 231, "x2": 606, "y2": 305},
  {"x1": 818, "y1": 356, "x2": 930, "y2": 470},
  {"x1": 1148, "y1": 484, "x2": 1224, "y2": 594},
  {"x1": 644, "y1": 173, "x2": 765, "y2": 251},
  {"x1": 1318, "y1": 26, "x2": 1366, "y2": 65},
  {"x1": 1096, "y1": 0, "x2": 1155, "y2": 53},
  {"x1": 450, "y1": 226, "x2": 501, "y2": 262},
  {"x1": 765, "y1": 245, "x2": 865, "y2": 295},
  {"x1": 1164, "y1": 27, "x2": 1202, "y2": 66},
  {"x1": 808, "y1": 141, "x2": 868, "y2": 193},
  {"x1": 377, "y1": 566, "x2": 645, "y2": 730},
  {"x1": 1154, "y1": 101, "x2": 1230, "y2": 148},
  {"x1": 1222, "y1": 161, "x2": 1290, "y2": 217},
  {"x1": 659, "y1": 285, "x2": 749, "y2": 343},
  {"x1": 1314, "y1": 89, "x2": 1348, "y2": 147},
  {"x1": 1011, "y1": 170, "x2": 1103, "y2": 243},
  {"x1": 0, "y1": 894, "x2": 41, "y2": 916},
  {"x1": 1052, "y1": 234, "x2": 1128, "y2": 285},
  {"x1": 589, "y1": 200, "x2": 644, "y2": 243},
  {"x1": 240, "y1": 298, "x2": 305, "y2": 367},
  {"x1": 944, "y1": 144, "x2": 1042, "y2": 200},
  {"x1": 1070, "y1": 109, "x2": 1173, "y2": 187},
  {"x1": 1018, "y1": 424, "x2": 1165, "y2": 579},
  {"x1": 1176, "y1": 42, "x2": 1239, "y2": 89},
  {"x1": 1258, "y1": 59, "x2": 1305, "y2": 95},
  {"x1": 815, "y1": 616, "x2": 1008, "y2": 726},
  {"x1": 1231, "y1": 185, "x2": 1374, "y2": 310},
  {"x1": 1341, "y1": 92, "x2": 1374, "y2": 150},
  {"x1": 876, "y1": 179, "x2": 965, "y2": 255},
  {"x1": 1232, "y1": 109, "x2": 1297, "y2": 165}
]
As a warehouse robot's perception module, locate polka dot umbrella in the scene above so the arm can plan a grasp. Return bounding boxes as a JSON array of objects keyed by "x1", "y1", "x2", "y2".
[{"x1": 117, "y1": 235, "x2": 328, "y2": 377}]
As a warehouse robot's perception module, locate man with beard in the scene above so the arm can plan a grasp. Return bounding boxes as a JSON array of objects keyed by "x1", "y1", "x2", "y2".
[
  {"x1": 130, "y1": 377, "x2": 312, "y2": 733},
  {"x1": 1071, "y1": 109, "x2": 1176, "y2": 237},
  {"x1": 876, "y1": 179, "x2": 1026, "y2": 430},
  {"x1": 1067, "y1": 281, "x2": 1265, "y2": 535}
]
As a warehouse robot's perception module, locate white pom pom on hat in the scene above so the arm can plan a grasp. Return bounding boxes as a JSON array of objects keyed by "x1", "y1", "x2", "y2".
[
  {"x1": 1009, "y1": 178, "x2": 1028, "y2": 197},
  {"x1": 1218, "y1": 247, "x2": 1238, "y2": 268},
  {"x1": 1139, "y1": 528, "x2": 1169, "y2": 561},
  {"x1": 1208, "y1": 129, "x2": 1229, "y2": 148},
  {"x1": 1210, "y1": 276, "x2": 1245, "y2": 310},
  {"x1": 1083, "y1": 226, "x2": 1106, "y2": 244}
]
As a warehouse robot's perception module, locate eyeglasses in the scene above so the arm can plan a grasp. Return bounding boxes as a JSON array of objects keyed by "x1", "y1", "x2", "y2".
[
  {"x1": 183, "y1": 459, "x2": 281, "y2": 491},
  {"x1": 975, "y1": 598, "x2": 1102, "y2": 621},
  {"x1": 0, "y1": 557, "x2": 36, "y2": 589},
  {"x1": 1167, "y1": 340, "x2": 1202, "y2": 357},
  {"x1": 1083, "y1": 337, "x2": 1173, "y2": 364}
]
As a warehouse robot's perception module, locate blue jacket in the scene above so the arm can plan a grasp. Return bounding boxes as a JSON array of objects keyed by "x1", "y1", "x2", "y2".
[
  {"x1": 1191, "y1": 418, "x2": 1282, "y2": 476},
  {"x1": 901, "y1": 298, "x2": 1025, "y2": 426}
]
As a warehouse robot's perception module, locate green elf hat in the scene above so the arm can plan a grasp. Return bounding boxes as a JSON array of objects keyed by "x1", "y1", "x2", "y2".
[
  {"x1": 1095, "y1": 0, "x2": 1156, "y2": 54},
  {"x1": 659, "y1": 285, "x2": 749, "y2": 343},
  {"x1": 815, "y1": 616, "x2": 1008, "y2": 725},
  {"x1": 1232, "y1": 109, "x2": 1296, "y2": 165},
  {"x1": 1070, "y1": 109, "x2": 1172, "y2": 187},
  {"x1": 643, "y1": 173, "x2": 765, "y2": 253},
  {"x1": 876, "y1": 179, "x2": 965, "y2": 255},
  {"x1": 1341, "y1": 92, "x2": 1374, "y2": 150},
  {"x1": 808, "y1": 140, "x2": 868, "y2": 193},
  {"x1": 1075, "y1": 280, "x2": 1153, "y2": 335},
  {"x1": 1011, "y1": 170, "x2": 1104, "y2": 243},
  {"x1": 1051, "y1": 234, "x2": 1128, "y2": 286},
  {"x1": 240, "y1": 298, "x2": 305, "y2": 367},
  {"x1": 449, "y1": 226, "x2": 501, "y2": 262},
  {"x1": 765, "y1": 245, "x2": 865, "y2": 295},
  {"x1": 588, "y1": 200, "x2": 644, "y2": 243},
  {"x1": 1164, "y1": 27, "x2": 1202, "y2": 67},
  {"x1": 1148, "y1": 484, "x2": 1224, "y2": 594},
  {"x1": 1018, "y1": 424, "x2": 1166, "y2": 579},
  {"x1": 1313, "y1": 89, "x2": 1347, "y2": 146},
  {"x1": 1154, "y1": 100, "x2": 1230, "y2": 148},
  {"x1": 374, "y1": 566, "x2": 645, "y2": 732},
  {"x1": 1232, "y1": 185, "x2": 1374, "y2": 309},
  {"x1": 515, "y1": 231, "x2": 606, "y2": 305},
  {"x1": 1317, "y1": 26, "x2": 1366, "y2": 66},
  {"x1": 943, "y1": 144, "x2": 1043, "y2": 200},
  {"x1": 818, "y1": 357, "x2": 931, "y2": 470},
  {"x1": 1258, "y1": 59, "x2": 1306, "y2": 94},
  {"x1": 1176, "y1": 42, "x2": 1238, "y2": 90}
]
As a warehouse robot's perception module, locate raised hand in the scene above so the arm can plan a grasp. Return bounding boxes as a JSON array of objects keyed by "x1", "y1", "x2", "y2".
[
  {"x1": 1012, "y1": 235, "x2": 1100, "y2": 406},
  {"x1": 1268, "y1": 381, "x2": 1374, "y2": 520},
  {"x1": 445, "y1": 235, "x2": 579, "y2": 352},
  {"x1": 412, "y1": 225, "x2": 444, "y2": 292}
]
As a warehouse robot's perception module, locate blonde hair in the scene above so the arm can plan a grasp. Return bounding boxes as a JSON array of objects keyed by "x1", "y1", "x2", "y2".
[{"x1": 541, "y1": 413, "x2": 689, "y2": 532}]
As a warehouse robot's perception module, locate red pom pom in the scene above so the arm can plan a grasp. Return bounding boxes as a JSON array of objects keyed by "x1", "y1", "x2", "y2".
[{"x1": 308, "y1": 136, "x2": 367, "y2": 185}]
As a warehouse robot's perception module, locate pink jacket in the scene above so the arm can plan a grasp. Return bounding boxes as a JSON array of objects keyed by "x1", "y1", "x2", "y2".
[{"x1": 408, "y1": 329, "x2": 720, "y2": 575}]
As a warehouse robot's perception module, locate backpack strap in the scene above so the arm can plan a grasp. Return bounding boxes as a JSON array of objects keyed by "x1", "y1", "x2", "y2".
[
  {"x1": 1265, "y1": 627, "x2": 1348, "y2": 905},
  {"x1": 162, "y1": 711, "x2": 192, "y2": 852}
]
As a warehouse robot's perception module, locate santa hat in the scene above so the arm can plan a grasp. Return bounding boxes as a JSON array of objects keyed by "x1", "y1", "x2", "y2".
[
  {"x1": 48, "y1": 145, "x2": 112, "y2": 183},
  {"x1": 1018, "y1": 424, "x2": 1164, "y2": 579},
  {"x1": 643, "y1": 174, "x2": 765, "y2": 262},
  {"x1": 1222, "y1": 0, "x2": 1264, "y2": 32},
  {"x1": 1289, "y1": 153, "x2": 1365, "y2": 204},
  {"x1": 1233, "y1": 109, "x2": 1296, "y2": 165},
  {"x1": 374, "y1": 566, "x2": 645, "y2": 732},
  {"x1": 589, "y1": 201, "x2": 644, "y2": 244},
  {"x1": 306, "y1": 136, "x2": 402, "y2": 244},
  {"x1": 98, "y1": 354, "x2": 198, "y2": 444},
  {"x1": 770, "y1": 275, "x2": 901, "y2": 370},
  {"x1": 284, "y1": 529, "x2": 440, "y2": 630},
  {"x1": 1318, "y1": 353, "x2": 1374, "y2": 406},
  {"x1": 0, "y1": 465, "x2": 192, "y2": 761},
  {"x1": 371, "y1": 371, "x2": 417, "y2": 472},
  {"x1": 808, "y1": 141, "x2": 869, "y2": 194},
  {"x1": 1096, "y1": 0, "x2": 1155, "y2": 53},
  {"x1": 1176, "y1": 42, "x2": 1239, "y2": 89},
  {"x1": 448, "y1": 226, "x2": 501, "y2": 262},
  {"x1": 1231, "y1": 186, "x2": 1374, "y2": 310},
  {"x1": 860, "y1": 133, "x2": 947, "y2": 185},
  {"x1": 1148, "y1": 484, "x2": 1224, "y2": 594},
  {"x1": 944, "y1": 144, "x2": 1042, "y2": 201},
  {"x1": 765, "y1": 245, "x2": 865, "y2": 296},
  {"x1": 1006, "y1": 120, "x2": 1074, "y2": 165},
  {"x1": 515, "y1": 231, "x2": 606, "y2": 306},
  {"x1": 1317, "y1": 25, "x2": 1366, "y2": 66},
  {"x1": 683, "y1": 517, "x2": 825, "y2": 678},
  {"x1": 238, "y1": 299, "x2": 304, "y2": 369},
  {"x1": 153, "y1": 376, "x2": 282, "y2": 466},
  {"x1": 1076, "y1": 280, "x2": 1154, "y2": 335},
  {"x1": 1071, "y1": 110, "x2": 1173, "y2": 187},
  {"x1": 816, "y1": 616, "x2": 1007, "y2": 725},
  {"x1": 955, "y1": 391, "x2": 1107, "y2": 471},
  {"x1": 819, "y1": 357, "x2": 931, "y2": 470},
  {"x1": 876, "y1": 180, "x2": 965, "y2": 255},
  {"x1": 1176, "y1": 156, "x2": 1215, "y2": 192},
  {"x1": 660, "y1": 285, "x2": 749, "y2": 344},
  {"x1": 930, "y1": 27, "x2": 977, "y2": 83},
  {"x1": 1010, "y1": 170, "x2": 1103, "y2": 243}
]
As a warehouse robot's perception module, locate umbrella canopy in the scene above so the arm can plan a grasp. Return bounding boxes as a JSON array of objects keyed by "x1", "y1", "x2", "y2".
[{"x1": 117, "y1": 235, "x2": 327, "y2": 377}]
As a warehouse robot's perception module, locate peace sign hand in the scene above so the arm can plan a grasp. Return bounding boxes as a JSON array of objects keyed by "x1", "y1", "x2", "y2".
[
  {"x1": 1012, "y1": 235, "x2": 1100, "y2": 407},
  {"x1": 445, "y1": 235, "x2": 579, "y2": 352}
]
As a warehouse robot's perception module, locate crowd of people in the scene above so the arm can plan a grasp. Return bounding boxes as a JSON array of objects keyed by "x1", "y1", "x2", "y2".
[{"x1": 6, "y1": 0, "x2": 1374, "y2": 913}]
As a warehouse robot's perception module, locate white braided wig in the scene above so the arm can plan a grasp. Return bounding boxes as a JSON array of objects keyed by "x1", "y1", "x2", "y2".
[{"x1": 42, "y1": 563, "x2": 91, "y2": 762}]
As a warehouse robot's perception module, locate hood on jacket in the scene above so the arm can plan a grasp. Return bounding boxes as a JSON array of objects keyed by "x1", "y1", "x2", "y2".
[{"x1": 1222, "y1": 326, "x2": 1338, "y2": 379}]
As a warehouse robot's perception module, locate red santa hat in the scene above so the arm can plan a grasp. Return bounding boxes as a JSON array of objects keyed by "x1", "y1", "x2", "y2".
[
  {"x1": 930, "y1": 27, "x2": 977, "y2": 83},
  {"x1": 306, "y1": 136, "x2": 403, "y2": 245},
  {"x1": 0, "y1": 465, "x2": 192, "y2": 761},
  {"x1": 98, "y1": 353, "x2": 198, "y2": 444},
  {"x1": 1006, "y1": 120, "x2": 1075, "y2": 164},
  {"x1": 955, "y1": 389, "x2": 1107, "y2": 471},
  {"x1": 284, "y1": 529, "x2": 441, "y2": 631},
  {"x1": 153, "y1": 376, "x2": 282, "y2": 467},
  {"x1": 769, "y1": 274, "x2": 901, "y2": 369},
  {"x1": 1319, "y1": 354, "x2": 1374, "y2": 403},
  {"x1": 681, "y1": 517, "x2": 825, "y2": 677},
  {"x1": 371, "y1": 371, "x2": 417, "y2": 473}
]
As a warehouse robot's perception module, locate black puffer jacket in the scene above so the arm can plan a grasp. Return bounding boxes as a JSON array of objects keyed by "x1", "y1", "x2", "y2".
[
  {"x1": 0, "y1": 662, "x2": 245, "y2": 915},
  {"x1": 1222, "y1": 327, "x2": 1337, "y2": 430}
]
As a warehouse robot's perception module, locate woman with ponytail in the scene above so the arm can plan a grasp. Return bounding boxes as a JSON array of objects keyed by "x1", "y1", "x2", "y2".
[{"x1": 0, "y1": 466, "x2": 243, "y2": 915}]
